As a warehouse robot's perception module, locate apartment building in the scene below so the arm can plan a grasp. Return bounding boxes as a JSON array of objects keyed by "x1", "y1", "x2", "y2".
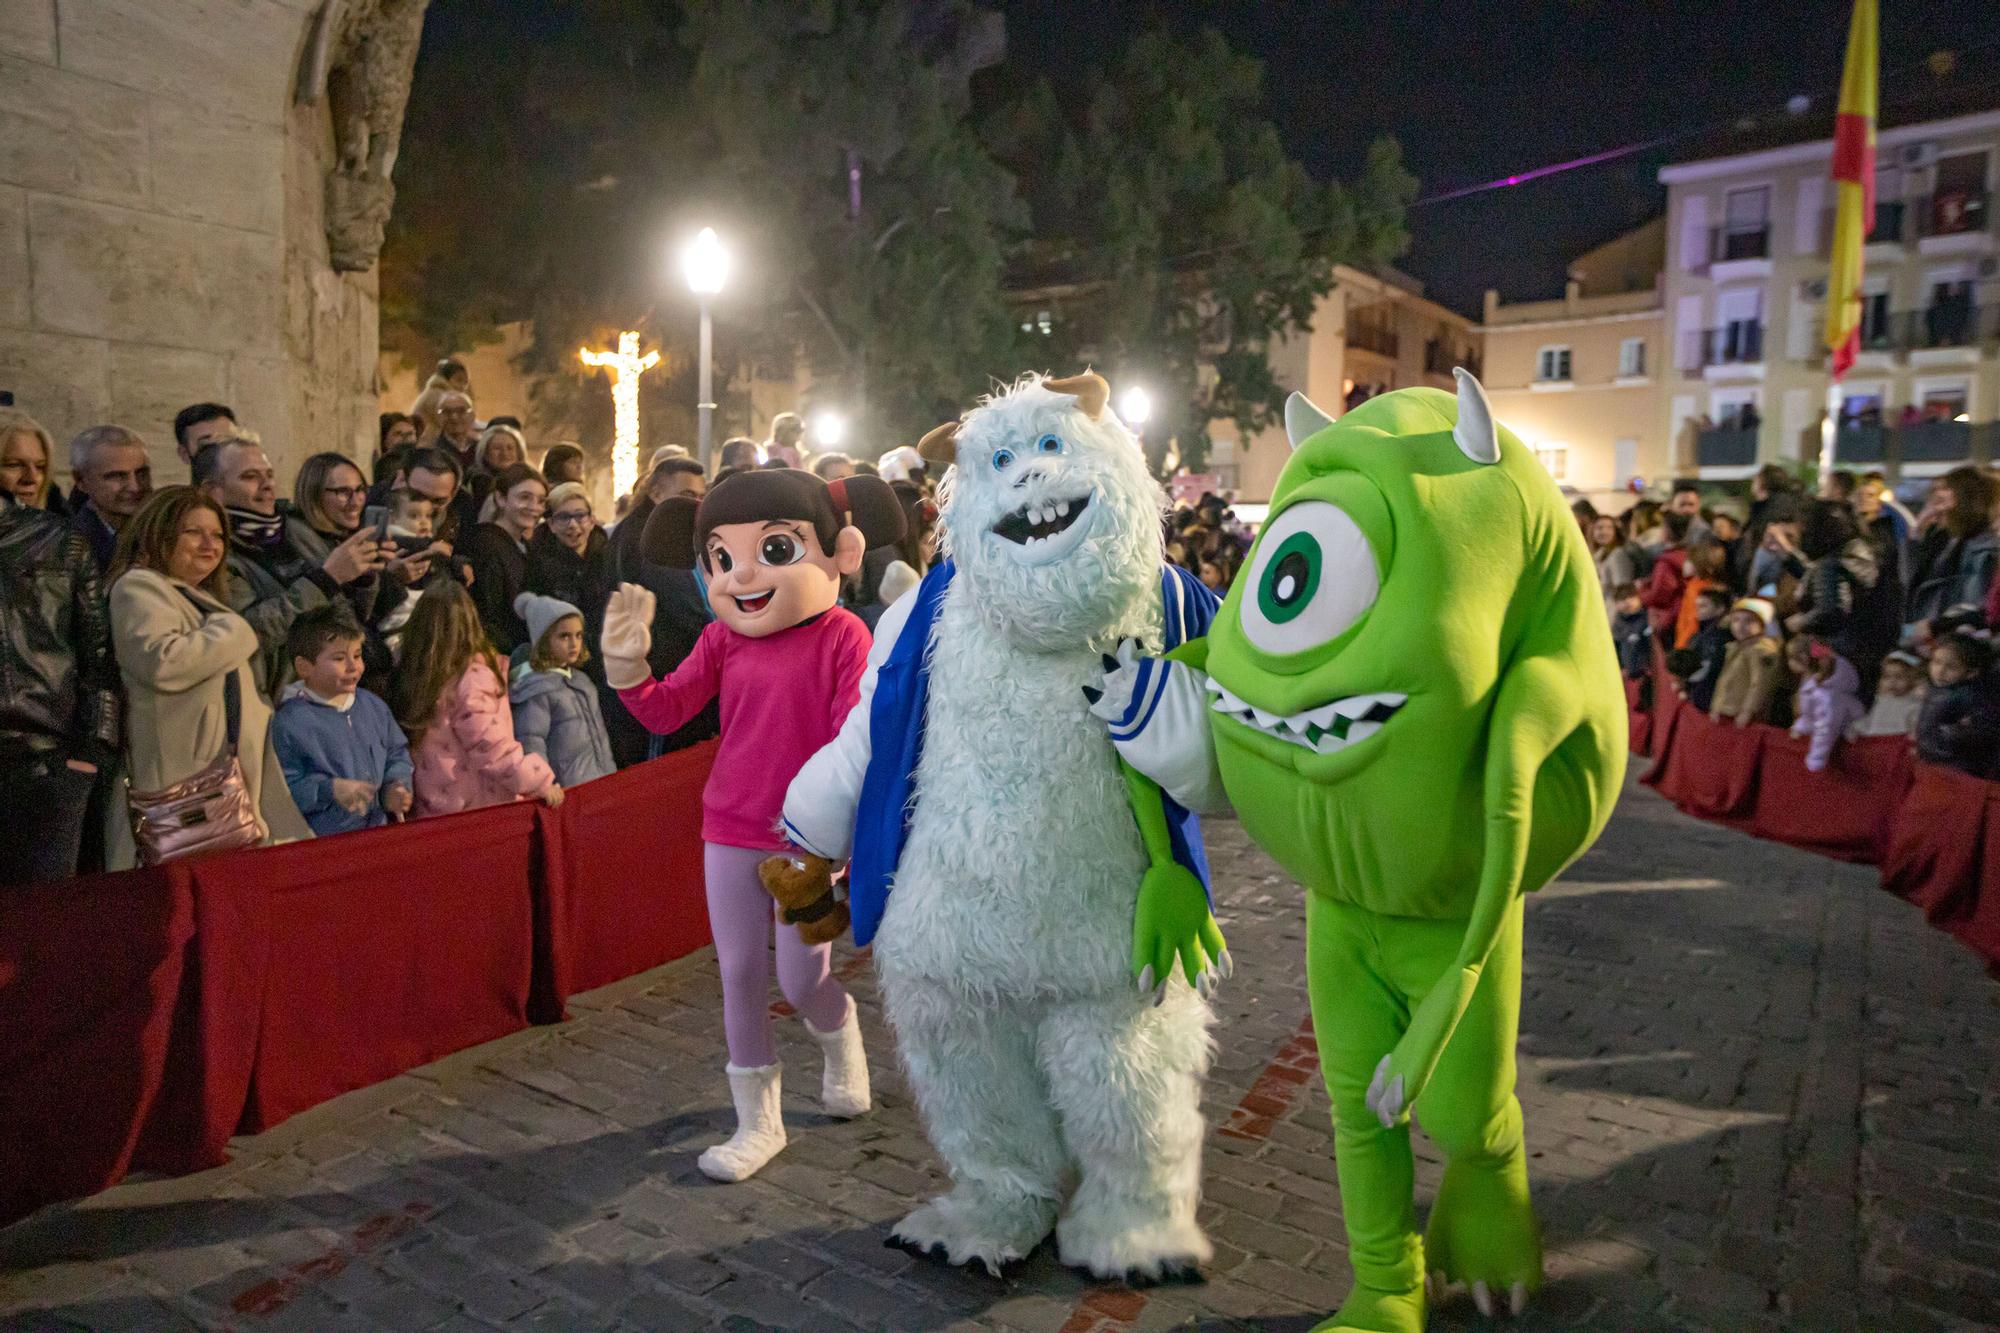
[
  {"x1": 1208, "y1": 264, "x2": 1480, "y2": 501},
  {"x1": 1658, "y1": 96, "x2": 2000, "y2": 482},
  {"x1": 1480, "y1": 220, "x2": 1667, "y2": 507}
]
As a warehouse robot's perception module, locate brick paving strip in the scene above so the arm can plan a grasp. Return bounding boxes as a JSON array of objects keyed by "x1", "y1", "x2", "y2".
[{"x1": 3, "y1": 778, "x2": 1997, "y2": 1331}]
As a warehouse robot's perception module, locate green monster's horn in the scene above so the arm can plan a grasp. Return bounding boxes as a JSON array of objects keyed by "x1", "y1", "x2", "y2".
[
  {"x1": 1283, "y1": 392, "x2": 1334, "y2": 452},
  {"x1": 1452, "y1": 368, "x2": 1500, "y2": 465}
]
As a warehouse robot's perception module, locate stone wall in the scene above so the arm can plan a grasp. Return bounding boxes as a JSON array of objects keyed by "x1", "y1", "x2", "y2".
[{"x1": 0, "y1": 1, "x2": 401, "y2": 488}]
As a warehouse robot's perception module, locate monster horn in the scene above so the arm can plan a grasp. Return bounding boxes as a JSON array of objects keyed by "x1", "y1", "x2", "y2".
[
  {"x1": 917, "y1": 421, "x2": 959, "y2": 465},
  {"x1": 1284, "y1": 392, "x2": 1335, "y2": 451},
  {"x1": 1452, "y1": 367, "x2": 1500, "y2": 465},
  {"x1": 1044, "y1": 371, "x2": 1109, "y2": 421}
]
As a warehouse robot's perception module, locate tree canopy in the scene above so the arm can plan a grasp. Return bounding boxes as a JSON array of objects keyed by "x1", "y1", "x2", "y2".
[{"x1": 382, "y1": 2, "x2": 1413, "y2": 462}]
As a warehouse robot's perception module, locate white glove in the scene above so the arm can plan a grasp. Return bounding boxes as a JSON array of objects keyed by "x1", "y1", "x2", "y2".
[
  {"x1": 601, "y1": 582, "x2": 656, "y2": 690},
  {"x1": 1083, "y1": 639, "x2": 1232, "y2": 816}
]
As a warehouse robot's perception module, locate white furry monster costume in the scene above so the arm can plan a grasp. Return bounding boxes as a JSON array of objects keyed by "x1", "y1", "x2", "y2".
[{"x1": 780, "y1": 374, "x2": 1220, "y2": 1280}]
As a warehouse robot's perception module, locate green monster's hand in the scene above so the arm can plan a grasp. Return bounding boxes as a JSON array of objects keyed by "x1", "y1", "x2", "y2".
[
  {"x1": 1120, "y1": 757, "x2": 1229, "y2": 1003},
  {"x1": 1367, "y1": 966, "x2": 1480, "y2": 1127}
]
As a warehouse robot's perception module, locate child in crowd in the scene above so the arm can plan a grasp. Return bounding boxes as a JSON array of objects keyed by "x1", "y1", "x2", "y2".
[
  {"x1": 1915, "y1": 632, "x2": 2000, "y2": 777},
  {"x1": 509, "y1": 592, "x2": 616, "y2": 788},
  {"x1": 377, "y1": 487, "x2": 438, "y2": 661},
  {"x1": 1611, "y1": 581, "x2": 1653, "y2": 677},
  {"x1": 272, "y1": 605, "x2": 414, "y2": 836},
  {"x1": 1676, "y1": 586, "x2": 1733, "y2": 712},
  {"x1": 1851, "y1": 649, "x2": 1925, "y2": 739},
  {"x1": 390, "y1": 581, "x2": 562, "y2": 817},
  {"x1": 1709, "y1": 596, "x2": 1783, "y2": 727},
  {"x1": 1789, "y1": 637, "x2": 1864, "y2": 773},
  {"x1": 1674, "y1": 539, "x2": 1731, "y2": 649}
]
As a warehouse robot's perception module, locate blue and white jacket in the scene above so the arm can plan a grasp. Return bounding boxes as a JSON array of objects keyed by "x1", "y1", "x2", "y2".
[{"x1": 780, "y1": 559, "x2": 1217, "y2": 946}]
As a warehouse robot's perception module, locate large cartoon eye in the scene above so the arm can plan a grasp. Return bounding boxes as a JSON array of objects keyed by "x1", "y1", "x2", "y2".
[
  {"x1": 759, "y1": 532, "x2": 806, "y2": 566},
  {"x1": 991, "y1": 447, "x2": 1016, "y2": 471},
  {"x1": 1239, "y1": 501, "x2": 1377, "y2": 655},
  {"x1": 1035, "y1": 433, "x2": 1065, "y2": 455},
  {"x1": 709, "y1": 544, "x2": 733, "y2": 573}
]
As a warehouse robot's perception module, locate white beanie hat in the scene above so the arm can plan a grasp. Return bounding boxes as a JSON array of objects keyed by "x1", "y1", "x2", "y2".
[
  {"x1": 878, "y1": 445, "x2": 925, "y2": 484},
  {"x1": 514, "y1": 591, "x2": 583, "y2": 653}
]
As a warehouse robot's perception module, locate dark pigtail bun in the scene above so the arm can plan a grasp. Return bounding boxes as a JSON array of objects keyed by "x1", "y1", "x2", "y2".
[
  {"x1": 825, "y1": 474, "x2": 906, "y2": 550},
  {"x1": 639, "y1": 495, "x2": 702, "y2": 569}
]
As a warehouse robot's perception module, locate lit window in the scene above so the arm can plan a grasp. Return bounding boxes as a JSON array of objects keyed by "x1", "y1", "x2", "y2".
[
  {"x1": 1619, "y1": 337, "x2": 1646, "y2": 377},
  {"x1": 1534, "y1": 444, "x2": 1569, "y2": 481},
  {"x1": 1536, "y1": 346, "x2": 1572, "y2": 382}
]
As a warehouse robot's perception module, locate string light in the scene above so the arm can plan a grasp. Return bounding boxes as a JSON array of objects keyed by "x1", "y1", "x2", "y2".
[{"x1": 579, "y1": 331, "x2": 662, "y2": 500}]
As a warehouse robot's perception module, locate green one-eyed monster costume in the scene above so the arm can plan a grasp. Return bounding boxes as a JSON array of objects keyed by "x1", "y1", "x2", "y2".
[{"x1": 1087, "y1": 371, "x2": 1625, "y2": 1331}]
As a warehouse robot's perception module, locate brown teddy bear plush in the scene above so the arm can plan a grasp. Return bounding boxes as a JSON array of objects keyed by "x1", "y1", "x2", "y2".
[{"x1": 757, "y1": 852, "x2": 849, "y2": 946}]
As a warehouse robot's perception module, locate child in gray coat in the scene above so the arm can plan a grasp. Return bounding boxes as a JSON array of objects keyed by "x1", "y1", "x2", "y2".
[{"x1": 510, "y1": 592, "x2": 617, "y2": 786}]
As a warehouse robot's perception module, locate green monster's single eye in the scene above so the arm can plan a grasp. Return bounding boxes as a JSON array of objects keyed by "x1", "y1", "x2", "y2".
[
  {"x1": 1237, "y1": 499, "x2": 1378, "y2": 656},
  {"x1": 1259, "y1": 533, "x2": 1321, "y2": 624}
]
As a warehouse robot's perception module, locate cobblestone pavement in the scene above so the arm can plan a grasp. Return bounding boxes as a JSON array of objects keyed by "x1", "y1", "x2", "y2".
[{"x1": 4, "y1": 776, "x2": 1998, "y2": 1332}]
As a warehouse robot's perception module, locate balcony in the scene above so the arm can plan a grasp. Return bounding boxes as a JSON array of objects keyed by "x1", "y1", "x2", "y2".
[
  {"x1": 1423, "y1": 338, "x2": 1480, "y2": 378},
  {"x1": 1819, "y1": 199, "x2": 1908, "y2": 253},
  {"x1": 1686, "y1": 322, "x2": 1764, "y2": 377},
  {"x1": 1921, "y1": 188, "x2": 1990, "y2": 238},
  {"x1": 1814, "y1": 305, "x2": 1997, "y2": 362},
  {"x1": 1347, "y1": 322, "x2": 1399, "y2": 358},
  {"x1": 1709, "y1": 225, "x2": 1770, "y2": 262},
  {"x1": 1832, "y1": 425, "x2": 1887, "y2": 464},
  {"x1": 1695, "y1": 425, "x2": 1759, "y2": 469},
  {"x1": 1824, "y1": 420, "x2": 2000, "y2": 471}
]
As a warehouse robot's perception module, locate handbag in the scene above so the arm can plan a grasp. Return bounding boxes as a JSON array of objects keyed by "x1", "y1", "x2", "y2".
[{"x1": 126, "y1": 593, "x2": 264, "y2": 865}]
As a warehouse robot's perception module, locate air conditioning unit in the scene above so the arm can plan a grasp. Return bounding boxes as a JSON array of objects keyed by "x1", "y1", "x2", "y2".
[
  {"x1": 1802, "y1": 278, "x2": 1828, "y2": 300},
  {"x1": 1899, "y1": 141, "x2": 1937, "y2": 169}
]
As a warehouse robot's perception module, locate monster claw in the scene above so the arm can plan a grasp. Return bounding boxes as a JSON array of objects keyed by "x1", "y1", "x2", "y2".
[
  {"x1": 1152, "y1": 981, "x2": 1167, "y2": 1008},
  {"x1": 1081, "y1": 685, "x2": 1103, "y2": 705},
  {"x1": 1219, "y1": 949, "x2": 1234, "y2": 980},
  {"x1": 1102, "y1": 653, "x2": 1121, "y2": 673},
  {"x1": 1510, "y1": 1281, "x2": 1528, "y2": 1316},
  {"x1": 1425, "y1": 1270, "x2": 1447, "y2": 1303},
  {"x1": 1136, "y1": 964, "x2": 1154, "y2": 995},
  {"x1": 1472, "y1": 1280, "x2": 1494, "y2": 1318}
]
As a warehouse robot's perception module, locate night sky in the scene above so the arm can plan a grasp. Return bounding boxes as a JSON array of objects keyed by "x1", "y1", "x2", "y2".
[{"x1": 1002, "y1": 0, "x2": 2000, "y2": 314}]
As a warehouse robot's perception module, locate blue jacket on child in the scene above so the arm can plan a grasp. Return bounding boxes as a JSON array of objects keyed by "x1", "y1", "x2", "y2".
[
  {"x1": 509, "y1": 661, "x2": 617, "y2": 787},
  {"x1": 271, "y1": 686, "x2": 415, "y2": 836}
]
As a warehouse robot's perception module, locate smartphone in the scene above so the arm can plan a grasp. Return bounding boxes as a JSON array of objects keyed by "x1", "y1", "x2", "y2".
[
  {"x1": 390, "y1": 533, "x2": 434, "y2": 557},
  {"x1": 374, "y1": 510, "x2": 391, "y2": 543}
]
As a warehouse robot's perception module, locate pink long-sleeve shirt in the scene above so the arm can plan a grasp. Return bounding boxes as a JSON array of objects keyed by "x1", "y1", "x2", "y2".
[
  {"x1": 412, "y1": 657, "x2": 557, "y2": 817},
  {"x1": 619, "y1": 609, "x2": 871, "y2": 851}
]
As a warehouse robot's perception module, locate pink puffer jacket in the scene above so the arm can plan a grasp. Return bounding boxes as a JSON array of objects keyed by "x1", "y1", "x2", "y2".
[{"x1": 412, "y1": 658, "x2": 555, "y2": 817}]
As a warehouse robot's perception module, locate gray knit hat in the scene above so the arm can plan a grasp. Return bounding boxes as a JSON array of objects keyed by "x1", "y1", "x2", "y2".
[{"x1": 514, "y1": 591, "x2": 583, "y2": 653}]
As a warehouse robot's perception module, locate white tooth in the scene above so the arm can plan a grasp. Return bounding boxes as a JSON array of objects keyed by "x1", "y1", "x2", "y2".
[
  {"x1": 1056, "y1": 500, "x2": 1070, "y2": 517},
  {"x1": 1302, "y1": 702, "x2": 1342, "y2": 729},
  {"x1": 1315, "y1": 731, "x2": 1349, "y2": 755},
  {"x1": 1345, "y1": 720, "x2": 1382, "y2": 744},
  {"x1": 1035, "y1": 505, "x2": 1050, "y2": 524},
  {"x1": 1249, "y1": 706, "x2": 1283, "y2": 728}
]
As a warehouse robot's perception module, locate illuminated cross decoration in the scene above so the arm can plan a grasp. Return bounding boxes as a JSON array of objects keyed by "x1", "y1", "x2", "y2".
[{"x1": 579, "y1": 331, "x2": 661, "y2": 500}]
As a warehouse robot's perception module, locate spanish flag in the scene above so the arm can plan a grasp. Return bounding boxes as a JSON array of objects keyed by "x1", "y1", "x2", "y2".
[{"x1": 1825, "y1": 0, "x2": 1878, "y2": 379}]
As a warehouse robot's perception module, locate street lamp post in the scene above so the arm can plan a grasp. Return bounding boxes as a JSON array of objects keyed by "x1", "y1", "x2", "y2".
[{"x1": 681, "y1": 227, "x2": 730, "y2": 474}]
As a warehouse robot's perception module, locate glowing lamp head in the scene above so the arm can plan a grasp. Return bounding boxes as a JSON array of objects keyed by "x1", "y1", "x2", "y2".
[
  {"x1": 1119, "y1": 386, "x2": 1152, "y2": 427},
  {"x1": 682, "y1": 227, "x2": 730, "y2": 296},
  {"x1": 813, "y1": 412, "x2": 847, "y2": 449}
]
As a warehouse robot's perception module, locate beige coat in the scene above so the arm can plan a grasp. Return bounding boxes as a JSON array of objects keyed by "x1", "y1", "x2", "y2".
[{"x1": 106, "y1": 567, "x2": 311, "y2": 869}]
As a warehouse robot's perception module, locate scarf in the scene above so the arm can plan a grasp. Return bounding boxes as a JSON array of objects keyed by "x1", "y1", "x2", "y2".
[{"x1": 226, "y1": 506, "x2": 286, "y2": 554}]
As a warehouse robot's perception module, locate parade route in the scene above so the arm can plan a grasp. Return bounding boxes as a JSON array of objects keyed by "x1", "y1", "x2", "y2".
[{"x1": 3, "y1": 775, "x2": 1995, "y2": 1332}]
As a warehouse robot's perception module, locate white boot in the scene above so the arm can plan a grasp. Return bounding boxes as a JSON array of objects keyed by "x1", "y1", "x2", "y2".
[
  {"x1": 807, "y1": 996, "x2": 872, "y2": 1118},
  {"x1": 698, "y1": 1063, "x2": 786, "y2": 1183}
]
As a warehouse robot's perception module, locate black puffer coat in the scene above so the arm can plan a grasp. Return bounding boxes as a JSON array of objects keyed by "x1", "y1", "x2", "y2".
[{"x1": 0, "y1": 498, "x2": 119, "y2": 762}]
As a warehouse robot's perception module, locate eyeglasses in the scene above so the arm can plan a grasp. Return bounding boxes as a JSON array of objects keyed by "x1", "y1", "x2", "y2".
[
  {"x1": 550, "y1": 509, "x2": 593, "y2": 525},
  {"x1": 322, "y1": 485, "x2": 367, "y2": 501}
]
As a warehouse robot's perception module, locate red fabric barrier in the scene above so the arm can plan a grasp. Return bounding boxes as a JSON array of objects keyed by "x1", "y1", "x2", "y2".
[
  {"x1": 547, "y1": 741, "x2": 715, "y2": 1002},
  {"x1": 1883, "y1": 762, "x2": 1991, "y2": 920},
  {"x1": 206, "y1": 802, "x2": 547, "y2": 1134},
  {"x1": 1624, "y1": 678, "x2": 1652, "y2": 756},
  {"x1": 0, "y1": 864, "x2": 196, "y2": 1222},
  {"x1": 1645, "y1": 700, "x2": 1763, "y2": 825},
  {"x1": 1750, "y1": 732, "x2": 1914, "y2": 864}
]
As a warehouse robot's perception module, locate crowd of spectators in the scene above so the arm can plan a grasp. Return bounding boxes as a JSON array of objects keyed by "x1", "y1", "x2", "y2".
[
  {"x1": 1584, "y1": 461, "x2": 2000, "y2": 779},
  {"x1": 0, "y1": 361, "x2": 983, "y2": 886}
]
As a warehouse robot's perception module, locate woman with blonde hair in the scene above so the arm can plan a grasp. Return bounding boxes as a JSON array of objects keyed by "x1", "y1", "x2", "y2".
[
  {"x1": 106, "y1": 486, "x2": 310, "y2": 866},
  {"x1": 0, "y1": 407, "x2": 55, "y2": 509}
]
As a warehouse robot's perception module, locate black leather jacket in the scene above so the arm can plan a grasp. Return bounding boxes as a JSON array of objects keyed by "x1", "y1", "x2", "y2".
[{"x1": 0, "y1": 498, "x2": 119, "y2": 761}]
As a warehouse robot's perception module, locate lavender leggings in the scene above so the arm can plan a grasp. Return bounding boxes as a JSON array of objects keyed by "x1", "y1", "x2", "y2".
[{"x1": 705, "y1": 842, "x2": 850, "y2": 1067}]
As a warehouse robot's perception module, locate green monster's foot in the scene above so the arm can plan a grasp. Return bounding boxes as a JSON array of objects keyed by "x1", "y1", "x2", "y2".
[
  {"x1": 1311, "y1": 1280, "x2": 1424, "y2": 1333},
  {"x1": 1423, "y1": 1154, "x2": 1543, "y2": 1313}
]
